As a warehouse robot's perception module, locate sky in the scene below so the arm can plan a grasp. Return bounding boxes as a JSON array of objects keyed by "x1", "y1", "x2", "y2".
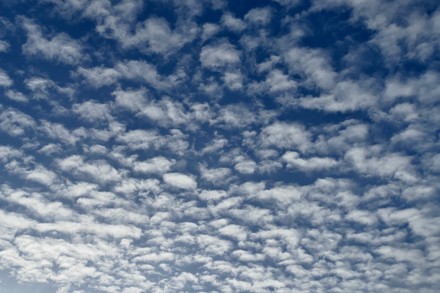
[{"x1": 0, "y1": 0, "x2": 439, "y2": 292}]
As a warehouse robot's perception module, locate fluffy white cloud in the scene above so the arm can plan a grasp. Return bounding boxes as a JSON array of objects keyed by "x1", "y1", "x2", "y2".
[
  {"x1": 260, "y1": 122, "x2": 311, "y2": 152},
  {"x1": 199, "y1": 165, "x2": 232, "y2": 184},
  {"x1": 282, "y1": 151, "x2": 338, "y2": 171},
  {"x1": 21, "y1": 18, "x2": 85, "y2": 64},
  {"x1": 0, "y1": 69, "x2": 13, "y2": 87},
  {"x1": 116, "y1": 130, "x2": 160, "y2": 150},
  {"x1": 73, "y1": 101, "x2": 112, "y2": 122},
  {"x1": 0, "y1": 40, "x2": 9, "y2": 52},
  {"x1": 300, "y1": 80, "x2": 378, "y2": 112},
  {"x1": 5, "y1": 90, "x2": 28, "y2": 103},
  {"x1": 163, "y1": 172, "x2": 197, "y2": 190},
  {"x1": 221, "y1": 13, "x2": 246, "y2": 32},
  {"x1": 0, "y1": 107, "x2": 36, "y2": 136},
  {"x1": 200, "y1": 42, "x2": 241, "y2": 69},
  {"x1": 244, "y1": 7, "x2": 272, "y2": 26},
  {"x1": 57, "y1": 155, "x2": 123, "y2": 184},
  {"x1": 133, "y1": 157, "x2": 175, "y2": 174},
  {"x1": 346, "y1": 147, "x2": 417, "y2": 182}
]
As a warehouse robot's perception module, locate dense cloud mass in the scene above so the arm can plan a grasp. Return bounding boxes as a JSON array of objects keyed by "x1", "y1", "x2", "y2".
[{"x1": 0, "y1": 0, "x2": 439, "y2": 292}]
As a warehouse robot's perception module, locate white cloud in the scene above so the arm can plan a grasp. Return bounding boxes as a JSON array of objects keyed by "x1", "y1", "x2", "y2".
[
  {"x1": 218, "y1": 224, "x2": 248, "y2": 241},
  {"x1": 346, "y1": 209, "x2": 378, "y2": 226},
  {"x1": 1, "y1": 187, "x2": 72, "y2": 219},
  {"x1": 223, "y1": 71, "x2": 243, "y2": 90},
  {"x1": 0, "y1": 107, "x2": 36, "y2": 136},
  {"x1": 300, "y1": 79, "x2": 378, "y2": 112},
  {"x1": 282, "y1": 151, "x2": 338, "y2": 171},
  {"x1": 72, "y1": 0, "x2": 198, "y2": 56},
  {"x1": 5, "y1": 90, "x2": 28, "y2": 103},
  {"x1": 127, "y1": 17, "x2": 198, "y2": 55},
  {"x1": 21, "y1": 18, "x2": 85, "y2": 64},
  {"x1": 76, "y1": 66, "x2": 120, "y2": 87},
  {"x1": 57, "y1": 155, "x2": 123, "y2": 184},
  {"x1": 113, "y1": 87, "x2": 148, "y2": 111},
  {"x1": 115, "y1": 60, "x2": 169, "y2": 89},
  {"x1": 201, "y1": 23, "x2": 220, "y2": 41},
  {"x1": 260, "y1": 122, "x2": 311, "y2": 152},
  {"x1": 201, "y1": 137, "x2": 228, "y2": 154},
  {"x1": 221, "y1": 13, "x2": 246, "y2": 32},
  {"x1": 265, "y1": 69, "x2": 296, "y2": 92},
  {"x1": 234, "y1": 159, "x2": 257, "y2": 174},
  {"x1": 346, "y1": 147, "x2": 417, "y2": 182},
  {"x1": 139, "y1": 97, "x2": 189, "y2": 127},
  {"x1": 133, "y1": 157, "x2": 175, "y2": 174},
  {"x1": 244, "y1": 7, "x2": 272, "y2": 26},
  {"x1": 116, "y1": 130, "x2": 160, "y2": 150},
  {"x1": 198, "y1": 189, "x2": 228, "y2": 202},
  {"x1": 199, "y1": 165, "x2": 232, "y2": 184},
  {"x1": 39, "y1": 120, "x2": 78, "y2": 145},
  {"x1": 215, "y1": 104, "x2": 257, "y2": 128},
  {"x1": 72, "y1": 101, "x2": 112, "y2": 122},
  {"x1": 163, "y1": 172, "x2": 197, "y2": 190},
  {"x1": 284, "y1": 47, "x2": 336, "y2": 90},
  {"x1": 200, "y1": 42, "x2": 241, "y2": 69},
  {"x1": 63, "y1": 182, "x2": 99, "y2": 198},
  {"x1": 26, "y1": 167, "x2": 58, "y2": 187},
  {"x1": 0, "y1": 69, "x2": 12, "y2": 87},
  {"x1": 78, "y1": 60, "x2": 169, "y2": 89},
  {"x1": 0, "y1": 40, "x2": 9, "y2": 52}
]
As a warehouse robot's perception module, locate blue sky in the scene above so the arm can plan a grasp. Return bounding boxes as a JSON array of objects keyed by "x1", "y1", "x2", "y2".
[{"x1": 0, "y1": 0, "x2": 439, "y2": 292}]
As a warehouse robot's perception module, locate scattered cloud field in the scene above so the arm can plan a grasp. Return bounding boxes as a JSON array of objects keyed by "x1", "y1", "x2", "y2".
[{"x1": 0, "y1": 0, "x2": 439, "y2": 292}]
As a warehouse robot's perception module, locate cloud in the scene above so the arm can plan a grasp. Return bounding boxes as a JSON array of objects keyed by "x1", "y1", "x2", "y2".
[
  {"x1": 113, "y1": 87, "x2": 148, "y2": 111},
  {"x1": 199, "y1": 165, "x2": 232, "y2": 185},
  {"x1": 346, "y1": 147, "x2": 417, "y2": 182},
  {"x1": 76, "y1": 66, "x2": 120, "y2": 87},
  {"x1": 260, "y1": 121, "x2": 311, "y2": 152},
  {"x1": 78, "y1": 60, "x2": 168, "y2": 89},
  {"x1": 133, "y1": 157, "x2": 175, "y2": 174},
  {"x1": 116, "y1": 130, "x2": 160, "y2": 150},
  {"x1": 57, "y1": 155, "x2": 123, "y2": 184},
  {"x1": 55, "y1": 0, "x2": 198, "y2": 56},
  {"x1": 221, "y1": 13, "x2": 246, "y2": 32},
  {"x1": 201, "y1": 137, "x2": 228, "y2": 154},
  {"x1": 139, "y1": 97, "x2": 189, "y2": 127},
  {"x1": 0, "y1": 107, "x2": 36, "y2": 136},
  {"x1": 201, "y1": 23, "x2": 220, "y2": 41},
  {"x1": 299, "y1": 79, "x2": 378, "y2": 112},
  {"x1": 265, "y1": 69, "x2": 297, "y2": 92},
  {"x1": 284, "y1": 47, "x2": 336, "y2": 90},
  {"x1": 5, "y1": 90, "x2": 28, "y2": 103},
  {"x1": 21, "y1": 18, "x2": 85, "y2": 64},
  {"x1": 0, "y1": 69, "x2": 13, "y2": 87},
  {"x1": 200, "y1": 41, "x2": 241, "y2": 69},
  {"x1": 163, "y1": 172, "x2": 197, "y2": 190},
  {"x1": 129, "y1": 17, "x2": 197, "y2": 55},
  {"x1": 39, "y1": 120, "x2": 79, "y2": 145},
  {"x1": 0, "y1": 40, "x2": 9, "y2": 52},
  {"x1": 72, "y1": 101, "x2": 112, "y2": 122},
  {"x1": 244, "y1": 7, "x2": 272, "y2": 26},
  {"x1": 25, "y1": 166, "x2": 59, "y2": 187},
  {"x1": 215, "y1": 104, "x2": 257, "y2": 128},
  {"x1": 282, "y1": 151, "x2": 338, "y2": 171},
  {"x1": 234, "y1": 158, "x2": 257, "y2": 174}
]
